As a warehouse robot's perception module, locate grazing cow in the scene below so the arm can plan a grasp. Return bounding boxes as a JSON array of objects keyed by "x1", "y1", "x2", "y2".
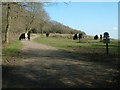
[
  {"x1": 46, "y1": 33, "x2": 50, "y2": 37},
  {"x1": 78, "y1": 33, "x2": 83, "y2": 40},
  {"x1": 27, "y1": 31, "x2": 31, "y2": 40},
  {"x1": 100, "y1": 34, "x2": 102, "y2": 40},
  {"x1": 19, "y1": 33, "x2": 25, "y2": 40},
  {"x1": 94, "y1": 35, "x2": 98, "y2": 40},
  {"x1": 73, "y1": 33, "x2": 83, "y2": 40},
  {"x1": 19, "y1": 31, "x2": 30, "y2": 40},
  {"x1": 73, "y1": 33, "x2": 77, "y2": 40}
]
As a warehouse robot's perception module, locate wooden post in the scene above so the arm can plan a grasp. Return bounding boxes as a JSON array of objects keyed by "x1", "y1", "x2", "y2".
[
  {"x1": 106, "y1": 43, "x2": 109, "y2": 54},
  {"x1": 103, "y1": 32, "x2": 110, "y2": 55}
]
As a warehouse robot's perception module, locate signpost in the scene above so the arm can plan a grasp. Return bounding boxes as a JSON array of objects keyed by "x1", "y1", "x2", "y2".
[{"x1": 103, "y1": 32, "x2": 110, "y2": 54}]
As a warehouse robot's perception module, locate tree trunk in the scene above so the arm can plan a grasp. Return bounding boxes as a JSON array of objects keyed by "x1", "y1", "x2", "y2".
[
  {"x1": 5, "y1": 4, "x2": 10, "y2": 43},
  {"x1": 40, "y1": 26, "x2": 43, "y2": 35},
  {"x1": 26, "y1": 27, "x2": 28, "y2": 32},
  {"x1": 40, "y1": 24, "x2": 44, "y2": 35}
]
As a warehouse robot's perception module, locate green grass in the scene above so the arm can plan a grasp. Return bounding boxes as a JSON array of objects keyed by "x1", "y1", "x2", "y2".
[
  {"x1": 34, "y1": 35, "x2": 119, "y2": 64},
  {"x1": 3, "y1": 39, "x2": 22, "y2": 59},
  {"x1": 34, "y1": 36, "x2": 119, "y2": 54}
]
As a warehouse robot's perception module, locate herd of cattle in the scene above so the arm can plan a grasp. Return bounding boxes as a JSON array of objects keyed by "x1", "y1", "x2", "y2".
[
  {"x1": 73, "y1": 33, "x2": 103, "y2": 40},
  {"x1": 19, "y1": 31, "x2": 103, "y2": 41}
]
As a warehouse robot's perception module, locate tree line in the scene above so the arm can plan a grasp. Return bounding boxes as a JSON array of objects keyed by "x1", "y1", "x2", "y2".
[{"x1": 2, "y1": 2, "x2": 86, "y2": 44}]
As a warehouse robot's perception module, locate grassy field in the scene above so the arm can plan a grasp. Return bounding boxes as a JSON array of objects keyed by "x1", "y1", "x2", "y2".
[
  {"x1": 34, "y1": 34, "x2": 119, "y2": 64},
  {"x1": 2, "y1": 39, "x2": 22, "y2": 65}
]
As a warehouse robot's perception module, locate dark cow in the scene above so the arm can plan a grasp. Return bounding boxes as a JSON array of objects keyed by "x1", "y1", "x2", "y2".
[
  {"x1": 78, "y1": 33, "x2": 83, "y2": 40},
  {"x1": 27, "y1": 31, "x2": 31, "y2": 40},
  {"x1": 100, "y1": 34, "x2": 102, "y2": 40},
  {"x1": 94, "y1": 35, "x2": 98, "y2": 40},
  {"x1": 73, "y1": 33, "x2": 77, "y2": 40},
  {"x1": 46, "y1": 33, "x2": 50, "y2": 37},
  {"x1": 19, "y1": 33, "x2": 25, "y2": 40},
  {"x1": 73, "y1": 33, "x2": 83, "y2": 40}
]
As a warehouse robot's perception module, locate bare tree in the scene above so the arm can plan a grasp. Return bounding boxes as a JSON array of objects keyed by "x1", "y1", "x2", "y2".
[
  {"x1": 33, "y1": 4, "x2": 50, "y2": 35},
  {"x1": 21, "y1": 2, "x2": 43, "y2": 32},
  {"x1": 4, "y1": 3, "x2": 11, "y2": 43},
  {"x1": 2, "y1": 2, "x2": 43, "y2": 43},
  {"x1": 2, "y1": 2, "x2": 27, "y2": 43}
]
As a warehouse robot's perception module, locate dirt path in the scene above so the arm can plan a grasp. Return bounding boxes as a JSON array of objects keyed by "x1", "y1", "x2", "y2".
[{"x1": 3, "y1": 35, "x2": 118, "y2": 88}]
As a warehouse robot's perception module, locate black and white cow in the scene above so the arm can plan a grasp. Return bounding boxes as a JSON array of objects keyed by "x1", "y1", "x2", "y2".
[
  {"x1": 73, "y1": 33, "x2": 83, "y2": 40},
  {"x1": 19, "y1": 31, "x2": 30, "y2": 40}
]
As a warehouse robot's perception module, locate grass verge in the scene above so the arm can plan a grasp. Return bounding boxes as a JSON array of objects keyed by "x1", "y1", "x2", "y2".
[{"x1": 2, "y1": 39, "x2": 22, "y2": 65}]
